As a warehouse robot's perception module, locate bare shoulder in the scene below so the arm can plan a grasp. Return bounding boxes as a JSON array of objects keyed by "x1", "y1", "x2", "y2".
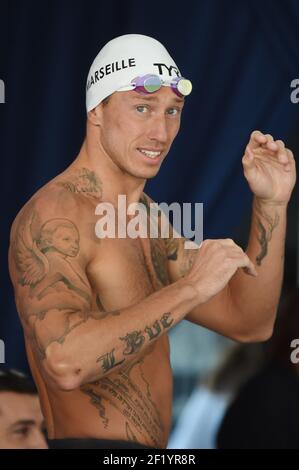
[
  {"x1": 19, "y1": 165, "x2": 100, "y2": 213},
  {"x1": 9, "y1": 167, "x2": 103, "y2": 292},
  {"x1": 10, "y1": 166, "x2": 102, "y2": 237}
]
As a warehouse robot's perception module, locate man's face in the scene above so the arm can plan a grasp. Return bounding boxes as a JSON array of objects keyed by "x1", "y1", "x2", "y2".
[
  {"x1": 0, "y1": 392, "x2": 48, "y2": 449},
  {"x1": 97, "y1": 86, "x2": 185, "y2": 179}
]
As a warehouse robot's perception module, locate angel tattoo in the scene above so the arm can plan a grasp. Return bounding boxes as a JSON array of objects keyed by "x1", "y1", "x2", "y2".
[{"x1": 13, "y1": 213, "x2": 90, "y2": 304}]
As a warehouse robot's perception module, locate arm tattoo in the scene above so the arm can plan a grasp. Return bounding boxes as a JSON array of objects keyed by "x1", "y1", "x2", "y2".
[
  {"x1": 160, "y1": 312, "x2": 174, "y2": 328},
  {"x1": 139, "y1": 194, "x2": 170, "y2": 286},
  {"x1": 119, "y1": 331, "x2": 146, "y2": 355},
  {"x1": 150, "y1": 239, "x2": 169, "y2": 286},
  {"x1": 180, "y1": 248, "x2": 196, "y2": 277},
  {"x1": 164, "y1": 238, "x2": 179, "y2": 261},
  {"x1": 13, "y1": 211, "x2": 90, "y2": 300},
  {"x1": 144, "y1": 320, "x2": 161, "y2": 340},
  {"x1": 96, "y1": 349, "x2": 125, "y2": 373},
  {"x1": 11, "y1": 207, "x2": 96, "y2": 359},
  {"x1": 119, "y1": 312, "x2": 174, "y2": 356},
  {"x1": 255, "y1": 201, "x2": 280, "y2": 266}
]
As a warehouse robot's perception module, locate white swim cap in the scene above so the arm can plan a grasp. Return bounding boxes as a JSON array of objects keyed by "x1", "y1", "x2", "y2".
[{"x1": 86, "y1": 34, "x2": 183, "y2": 112}]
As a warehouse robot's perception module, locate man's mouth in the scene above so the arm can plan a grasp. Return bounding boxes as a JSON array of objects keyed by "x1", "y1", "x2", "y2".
[{"x1": 137, "y1": 148, "x2": 163, "y2": 159}]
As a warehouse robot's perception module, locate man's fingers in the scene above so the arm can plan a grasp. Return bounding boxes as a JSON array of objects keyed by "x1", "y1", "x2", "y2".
[
  {"x1": 244, "y1": 132, "x2": 293, "y2": 172},
  {"x1": 224, "y1": 244, "x2": 258, "y2": 277},
  {"x1": 228, "y1": 251, "x2": 258, "y2": 277},
  {"x1": 242, "y1": 265, "x2": 258, "y2": 277},
  {"x1": 274, "y1": 140, "x2": 289, "y2": 165},
  {"x1": 248, "y1": 131, "x2": 280, "y2": 154},
  {"x1": 220, "y1": 238, "x2": 236, "y2": 247},
  {"x1": 248, "y1": 130, "x2": 267, "y2": 150},
  {"x1": 262, "y1": 134, "x2": 279, "y2": 153},
  {"x1": 246, "y1": 131, "x2": 275, "y2": 160},
  {"x1": 240, "y1": 252, "x2": 258, "y2": 276},
  {"x1": 242, "y1": 146, "x2": 255, "y2": 167}
]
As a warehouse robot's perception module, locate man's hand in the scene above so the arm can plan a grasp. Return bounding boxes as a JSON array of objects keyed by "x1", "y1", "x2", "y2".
[
  {"x1": 185, "y1": 239, "x2": 257, "y2": 304},
  {"x1": 242, "y1": 131, "x2": 296, "y2": 205}
]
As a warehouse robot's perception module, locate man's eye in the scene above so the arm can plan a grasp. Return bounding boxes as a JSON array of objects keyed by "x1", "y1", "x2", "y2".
[
  {"x1": 136, "y1": 105, "x2": 149, "y2": 113},
  {"x1": 14, "y1": 427, "x2": 29, "y2": 437},
  {"x1": 167, "y1": 108, "x2": 180, "y2": 115}
]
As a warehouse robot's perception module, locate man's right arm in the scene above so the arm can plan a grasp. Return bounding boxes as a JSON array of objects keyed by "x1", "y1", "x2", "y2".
[{"x1": 8, "y1": 200, "x2": 198, "y2": 391}]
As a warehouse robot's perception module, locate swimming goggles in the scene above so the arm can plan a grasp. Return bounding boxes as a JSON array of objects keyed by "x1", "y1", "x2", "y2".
[{"x1": 117, "y1": 74, "x2": 192, "y2": 98}]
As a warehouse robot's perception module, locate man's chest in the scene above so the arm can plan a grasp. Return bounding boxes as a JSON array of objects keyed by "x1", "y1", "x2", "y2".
[{"x1": 86, "y1": 235, "x2": 170, "y2": 312}]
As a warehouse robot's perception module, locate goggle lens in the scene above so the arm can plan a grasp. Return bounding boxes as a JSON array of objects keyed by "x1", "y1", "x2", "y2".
[
  {"x1": 176, "y1": 78, "x2": 192, "y2": 96},
  {"x1": 143, "y1": 75, "x2": 162, "y2": 93}
]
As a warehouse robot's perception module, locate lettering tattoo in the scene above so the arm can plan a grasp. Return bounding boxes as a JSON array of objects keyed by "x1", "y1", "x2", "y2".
[
  {"x1": 96, "y1": 349, "x2": 125, "y2": 373},
  {"x1": 81, "y1": 363, "x2": 164, "y2": 448},
  {"x1": 144, "y1": 320, "x2": 161, "y2": 340},
  {"x1": 96, "y1": 311, "x2": 172, "y2": 377},
  {"x1": 56, "y1": 167, "x2": 102, "y2": 199},
  {"x1": 160, "y1": 312, "x2": 174, "y2": 329},
  {"x1": 119, "y1": 312, "x2": 173, "y2": 356},
  {"x1": 254, "y1": 200, "x2": 280, "y2": 266},
  {"x1": 120, "y1": 331, "x2": 145, "y2": 355},
  {"x1": 81, "y1": 329, "x2": 164, "y2": 447},
  {"x1": 126, "y1": 421, "x2": 138, "y2": 443},
  {"x1": 80, "y1": 383, "x2": 109, "y2": 429}
]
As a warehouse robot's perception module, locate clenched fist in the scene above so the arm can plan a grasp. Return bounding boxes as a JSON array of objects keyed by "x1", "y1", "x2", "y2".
[{"x1": 185, "y1": 239, "x2": 257, "y2": 304}]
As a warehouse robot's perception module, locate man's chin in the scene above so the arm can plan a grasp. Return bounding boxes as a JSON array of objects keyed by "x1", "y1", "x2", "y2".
[
  {"x1": 137, "y1": 167, "x2": 160, "y2": 180},
  {"x1": 126, "y1": 164, "x2": 161, "y2": 180}
]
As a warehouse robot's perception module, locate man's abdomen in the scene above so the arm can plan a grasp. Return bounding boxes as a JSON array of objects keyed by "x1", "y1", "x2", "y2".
[{"x1": 46, "y1": 335, "x2": 172, "y2": 448}]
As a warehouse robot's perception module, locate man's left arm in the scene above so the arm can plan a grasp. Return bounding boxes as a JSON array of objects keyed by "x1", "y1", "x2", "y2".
[{"x1": 166, "y1": 131, "x2": 296, "y2": 342}]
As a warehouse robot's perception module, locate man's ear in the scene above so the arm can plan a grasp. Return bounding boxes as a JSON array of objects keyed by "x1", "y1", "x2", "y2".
[{"x1": 87, "y1": 104, "x2": 104, "y2": 126}]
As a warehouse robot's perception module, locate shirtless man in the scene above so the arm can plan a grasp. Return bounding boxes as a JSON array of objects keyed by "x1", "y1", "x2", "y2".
[{"x1": 8, "y1": 34, "x2": 296, "y2": 449}]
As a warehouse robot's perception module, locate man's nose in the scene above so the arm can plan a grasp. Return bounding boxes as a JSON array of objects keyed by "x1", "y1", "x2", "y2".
[
  {"x1": 27, "y1": 429, "x2": 48, "y2": 449},
  {"x1": 147, "y1": 115, "x2": 168, "y2": 144}
]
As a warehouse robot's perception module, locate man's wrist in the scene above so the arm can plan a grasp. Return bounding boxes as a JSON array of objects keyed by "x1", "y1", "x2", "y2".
[
  {"x1": 175, "y1": 277, "x2": 207, "y2": 311},
  {"x1": 253, "y1": 195, "x2": 288, "y2": 209}
]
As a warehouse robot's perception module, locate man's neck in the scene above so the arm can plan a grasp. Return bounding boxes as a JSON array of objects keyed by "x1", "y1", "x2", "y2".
[{"x1": 71, "y1": 137, "x2": 146, "y2": 207}]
